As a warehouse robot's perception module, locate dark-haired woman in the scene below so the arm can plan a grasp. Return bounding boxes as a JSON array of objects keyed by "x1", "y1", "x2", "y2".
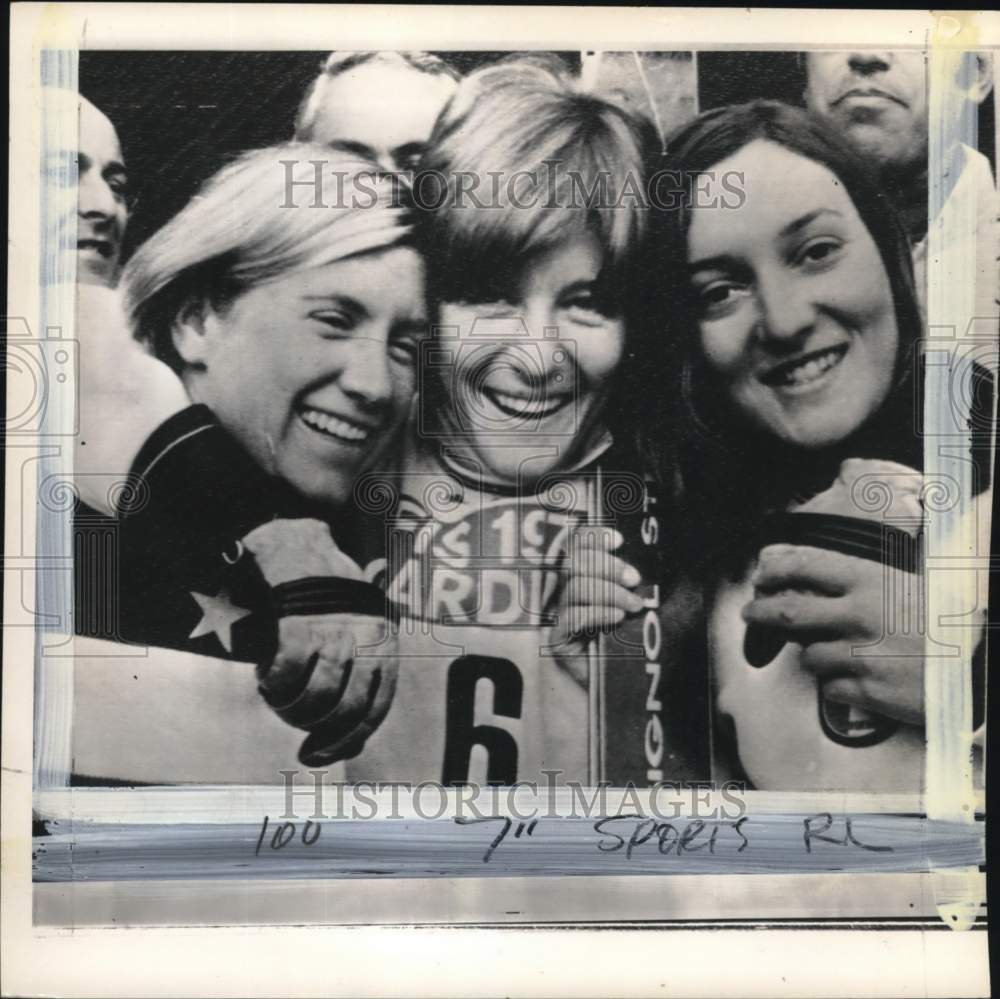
[{"x1": 656, "y1": 100, "x2": 987, "y2": 792}]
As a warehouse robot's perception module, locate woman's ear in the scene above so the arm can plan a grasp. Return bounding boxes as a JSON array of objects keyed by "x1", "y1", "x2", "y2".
[{"x1": 171, "y1": 298, "x2": 214, "y2": 369}]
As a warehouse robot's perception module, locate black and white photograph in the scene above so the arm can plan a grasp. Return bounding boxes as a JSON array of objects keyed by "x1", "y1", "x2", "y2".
[{"x1": 3, "y1": 5, "x2": 996, "y2": 997}]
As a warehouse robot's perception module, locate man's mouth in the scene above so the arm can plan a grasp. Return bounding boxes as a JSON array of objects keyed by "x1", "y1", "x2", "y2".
[
  {"x1": 77, "y1": 238, "x2": 114, "y2": 258},
  {"x1": 834, "y1": 87, "x2": 905, "y2": 108},
  {"x1": 480, "y1": 385, "x2": 572, "y2": 420},
  {"x1": 759, "y1": 344, "x2": 849, "y2": 389},
  {"x1": 298, "y1": 405, "x2": 379, "y2": 445}
]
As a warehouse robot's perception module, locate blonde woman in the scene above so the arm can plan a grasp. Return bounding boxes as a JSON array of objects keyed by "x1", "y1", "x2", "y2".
[{"x1": 74, "y1": 146, "x2": 426, "y2": 764}]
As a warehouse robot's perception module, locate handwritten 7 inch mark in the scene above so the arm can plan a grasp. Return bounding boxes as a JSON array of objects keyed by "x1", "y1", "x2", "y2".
[{"x1": 455, "y1": 816, "x2": 540, "y2": 862}]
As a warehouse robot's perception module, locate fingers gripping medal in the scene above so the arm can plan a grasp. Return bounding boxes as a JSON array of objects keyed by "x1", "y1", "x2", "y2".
[
  {"x1": 242, "y1": 519, "x2": 398, "y2": 766},
  {"x1": 744, "y1": 459, "x2": 923, "y2": 746}
]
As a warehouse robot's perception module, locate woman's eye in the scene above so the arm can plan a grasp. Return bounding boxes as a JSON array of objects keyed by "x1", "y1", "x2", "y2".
[
  {"x1": 796, "y1": 237, "x2": 843, "y2": 267},
  {"x1": 107, "y1": 175, "x2": 129, "y2": 198},
  {"x1": 694, "y1": 280, "x2": 747, "y2": 314},
  {"x1": 310, "y1": 310, "x2": 354, "y2": 333},
  {"x1": 389, "y1": 336, "x2": 419, "y2": 365},
  {"x1": 562, "y1": 292, "x2": 611, "y2": 324}
]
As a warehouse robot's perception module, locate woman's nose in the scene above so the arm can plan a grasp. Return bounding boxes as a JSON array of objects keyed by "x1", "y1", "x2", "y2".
[
  {"x1": 339, "y1": 336, "x2": 393, "y2": 409},
  {"x1": 523, "y1": 301, "x2": 557, "y2": 340},
  {"x1": 755, "y1": 275, "x2": 816, "y2": 346},
  {"x1": 521, "y1": 303, "x2": 565, "y2": 376}
]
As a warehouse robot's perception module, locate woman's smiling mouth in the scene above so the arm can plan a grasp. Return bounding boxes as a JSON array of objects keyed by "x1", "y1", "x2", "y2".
[
  {"x1": 298, "y1": 405, "x2": 377, "y2": 445},
  {"x1": 759, "y1": 343, "x2": 849, "y2": 391},
  {"x1": 480, "y1": 385, "x2": 573, "y2": 420}
]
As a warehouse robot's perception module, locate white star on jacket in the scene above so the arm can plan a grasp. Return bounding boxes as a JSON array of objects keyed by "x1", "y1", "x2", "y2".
[{"x1": 188, "y1": 589, "x2": 253, "y2": 653}]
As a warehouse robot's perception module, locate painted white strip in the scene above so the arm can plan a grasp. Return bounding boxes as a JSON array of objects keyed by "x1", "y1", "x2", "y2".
[
  {"x1": 31, "y1": 7, "x2": 959, "y2": 51},
  {"x1": 924, "y1": 24, "x2": 991, "y2": 931},
  {"x1": 32, "y1": 871, "x2": 982, "y2": 927},
  {"x1": 33, "y1": 49, "x2": 80, "y2": 790},
  {"x1": 34, "y1": 785, "x2": 983, "y2": 825}
]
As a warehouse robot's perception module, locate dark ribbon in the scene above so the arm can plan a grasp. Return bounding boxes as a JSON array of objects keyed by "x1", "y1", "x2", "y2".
[
  {"x1": 745, "y1": 512, "x2": 922, "y2": 669},
  {"x1": 757, "y1": 512, "x2": 922, "y2": 573},
  {"x1": 271, "y1": 577, "x2": 397, "y2": 622}
]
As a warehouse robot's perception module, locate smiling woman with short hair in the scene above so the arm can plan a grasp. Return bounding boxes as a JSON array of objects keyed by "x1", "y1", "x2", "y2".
[
  {"x1": 331, "y1": 57, "x2": 711, "y2": 786},
  {"x1": 123, "y1": 144, "x2": 425, "y2": 508},
  {"x1": 73, "y1": 147, "x2": 427, "y2": 768}
]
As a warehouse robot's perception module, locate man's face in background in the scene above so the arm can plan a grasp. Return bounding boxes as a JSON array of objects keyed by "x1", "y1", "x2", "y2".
[
  {"x1": 804, "y1": 51, "x2": 928, "y2": 175},
  {"x1": 77, "y1": 97, "x2": 129, "y2": 285},
  {"x1": 44, "y1": 92, "x2": 129, "y2": 287},
  {"x1": 301, "y1": 60, "x2": 458, "y2": 174}
]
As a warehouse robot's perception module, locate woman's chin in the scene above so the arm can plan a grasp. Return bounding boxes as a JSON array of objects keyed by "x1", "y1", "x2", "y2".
[
  {"x1": 282, "y1": 462, "x2": 353, "y2": 510},
  {"x1": 769, "y1": 418, "x2": 865, "y2": 451},
  {"x1": 744, "y1": 393, "x2": 873, "y2": 451},
  {"x1": 476, "y1": 447, "x2": 554, "y2": 487}
]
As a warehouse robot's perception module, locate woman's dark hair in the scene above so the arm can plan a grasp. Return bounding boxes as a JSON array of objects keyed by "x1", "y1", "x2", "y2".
[{"x1": 653, "y1": 100, "x2": 924, "y2": 577}]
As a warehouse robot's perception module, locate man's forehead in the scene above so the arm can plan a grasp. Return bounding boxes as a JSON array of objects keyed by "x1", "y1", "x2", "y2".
[
  {"x1": 325, "y1": 58, "x2": 454, "y2": 92},
  {"x1": 79, "y1": 97, "x2": 124, "y2": 162},
  {"x1": 310, "y1": 63, "x2": 456, "y2": 141}
]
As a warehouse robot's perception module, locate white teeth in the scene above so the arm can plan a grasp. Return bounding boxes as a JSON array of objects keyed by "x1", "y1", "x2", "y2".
[
  {"x1": 486, "y1": 388, "x2": 568, "y2": 418},
  {"x1": 780, "y1": 348, "x2": 843, "y2": 387},
  {"x1": 300, "y1": 408, "x2": 370, "y2": 442}
]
